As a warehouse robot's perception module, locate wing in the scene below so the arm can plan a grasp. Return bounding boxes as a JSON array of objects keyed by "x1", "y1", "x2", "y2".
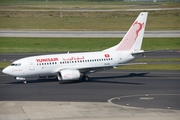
[
  {"x1": 52, "y1": 65, "x2": 114, "y2": 75},
  {"x1": 78, "y1": 66, "x2": 114, "y2": 74}
]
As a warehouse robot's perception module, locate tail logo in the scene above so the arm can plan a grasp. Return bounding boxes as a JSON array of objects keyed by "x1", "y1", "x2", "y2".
[
  {"x1": 134, "y1": 21, "x2": 144, "y2": 41},
  {"x1": 116, "y1": 21, "x2": 144, "y2": 51}
]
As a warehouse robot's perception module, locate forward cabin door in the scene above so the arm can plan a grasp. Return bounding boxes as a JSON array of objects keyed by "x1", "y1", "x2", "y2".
[{"x1": 29, "y1": 59, "x2": 35, "y2": 70}]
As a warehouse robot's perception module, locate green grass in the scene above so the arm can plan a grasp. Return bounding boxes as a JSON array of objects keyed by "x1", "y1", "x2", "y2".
[
  {"x1": 117, "y1": 64, "x2": 180, "y2": 71},
  {"x1": 0, "y1": 0, "x2": 179, "y2": 6},
  {"x1": 0, "y1": 37, "x2": 180, "y2": 53},
  {"x1": 0, "y1": 10, "x2": 180, "y2": 30},
  {"x1": 0, "y1": 62, "x2": 11, "y2": 69},
  {"x1": 0, "y1": 1, "x2": 179, "y2": 31},
  {"x1": 141, "y1": 38, "x2": 180, "y2": 50},
  {"x1": 0, "y1": 37, "x2": 117, "y2": 53},
  {"x1": 0, "y1": 0, "x2": 175, "y2": 3},
  {"x1": 135, "y1": 58, "x2": 180, "y2": 62}
]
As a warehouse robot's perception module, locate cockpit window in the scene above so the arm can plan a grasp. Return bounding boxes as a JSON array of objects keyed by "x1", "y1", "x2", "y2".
[{"x1": 11, "y1": 63, "x2": 21, "y2": 66}]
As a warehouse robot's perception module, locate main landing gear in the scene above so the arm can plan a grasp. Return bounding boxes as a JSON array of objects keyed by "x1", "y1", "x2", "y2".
[{"x1": 82, "y1": 75, "x2": 89, "y2": 82}]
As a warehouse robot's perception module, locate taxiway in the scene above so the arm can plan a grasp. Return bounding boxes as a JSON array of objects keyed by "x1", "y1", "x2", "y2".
[
  {"x1": 0, "y1": 30, "x2": 180, "y2": 38},
  {"x1": 0, "y1": 69, "x2": 180, "y2": 120}
]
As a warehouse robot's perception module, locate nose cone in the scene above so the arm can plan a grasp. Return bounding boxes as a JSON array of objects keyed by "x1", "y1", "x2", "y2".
[{"x1": 2, "y1": 67, "x2": 10, "y2": 75}]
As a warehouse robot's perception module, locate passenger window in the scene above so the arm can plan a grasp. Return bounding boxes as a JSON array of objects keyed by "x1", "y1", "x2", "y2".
[{"x1": 11, "y1": 64, "x2": 15, "y2": 66}]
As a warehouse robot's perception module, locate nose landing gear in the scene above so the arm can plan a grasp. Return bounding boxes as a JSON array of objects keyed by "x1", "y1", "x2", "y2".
[{"x1": 23, "y1": 80, "x2": 27, "y2": 84}]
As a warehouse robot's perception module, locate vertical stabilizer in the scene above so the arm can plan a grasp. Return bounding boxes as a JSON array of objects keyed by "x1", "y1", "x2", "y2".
[{"x1": 103, "y1": 12, "x2": 148, "y2": 52}]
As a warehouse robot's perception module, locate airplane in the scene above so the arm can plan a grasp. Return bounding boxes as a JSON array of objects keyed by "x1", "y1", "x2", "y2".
[{"x1": 2, "y1": 12, "x2": 149, "y2": 84}]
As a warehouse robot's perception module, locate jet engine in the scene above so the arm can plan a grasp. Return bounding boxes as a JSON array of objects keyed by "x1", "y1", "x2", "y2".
[{"x1": 57, "y1": 69, "x2": 80, "y2": 81}]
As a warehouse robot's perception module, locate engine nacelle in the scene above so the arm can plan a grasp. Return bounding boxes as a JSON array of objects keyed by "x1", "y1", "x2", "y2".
[
  {"x1": 57, "y1": 69, "x2": 80, "y2": 81},
  {"x1": 15, "y1": 77, "x2": 25, "y2": 80}
]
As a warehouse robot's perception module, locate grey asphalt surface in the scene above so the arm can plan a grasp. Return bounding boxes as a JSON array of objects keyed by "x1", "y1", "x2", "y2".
[
  {"x1": 1, "y1": 8, "x2": 180, "y2": 12},
  {"x1": 0, "y1": 30, "x2": 180, "y2": 38},
  {"x1": 0, "y1": 69, "x2": 180, "y2": 110}
]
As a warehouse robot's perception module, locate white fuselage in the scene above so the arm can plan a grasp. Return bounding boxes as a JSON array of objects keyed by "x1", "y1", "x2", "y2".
[{"x1": 2, "y1": 51, "x2": 139, "y2": 79}]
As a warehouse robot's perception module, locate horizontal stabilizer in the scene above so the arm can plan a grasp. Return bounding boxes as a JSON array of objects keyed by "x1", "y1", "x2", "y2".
[
  {"x1": 131, "y1": 49, "x2": 167, "y2": 55},
  {"x1": 116, "y1": 63, "x2": 147, "y2": 66}
]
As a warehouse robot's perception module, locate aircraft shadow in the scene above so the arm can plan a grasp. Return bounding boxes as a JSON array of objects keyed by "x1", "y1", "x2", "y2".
[
  {"x1": 91, "y1": 72, "x2": 151, "y2": 80},
  {"x1": 7, "y1": 78, "x2": 58, "y2": 84},
  {"x1": 89, "y1": 72, "x2": 151, "y2": 85},
  {"x1": 7, "y1": 72, "x2": 152, "y2": 85}
]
